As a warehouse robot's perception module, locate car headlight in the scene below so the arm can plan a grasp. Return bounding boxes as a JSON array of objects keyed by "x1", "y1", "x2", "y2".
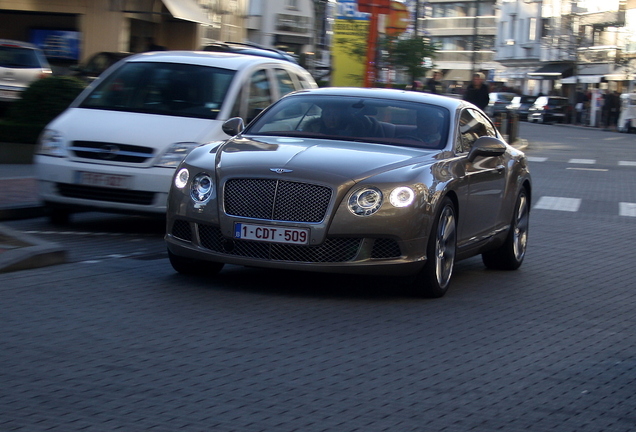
[
  {"x1": 156, "y1": 142, "x2": 199, "y2": 168},
  {"x1": 174, "y1": 168, "x2": 189, "y2": 189},
  {"x1": 190, "y1": 173, "x2": 213, "y2": 203},
  {"x1": 36, "y1": 129, "x2": 66, "y2": 157},
  {"x1": 389, "y1": 186, "x2": 415, "y2": 208},
  {"x1": 348, "y1": 187, "x2": 383, "y2": 216}
]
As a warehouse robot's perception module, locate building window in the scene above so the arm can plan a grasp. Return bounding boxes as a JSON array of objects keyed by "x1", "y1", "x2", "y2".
[
  {"x1": 286, "y1": 0, "x2": 298, "y2": 9},
  {"x1": 528, "y1": 17, "x2": 537, "y2": 41}
]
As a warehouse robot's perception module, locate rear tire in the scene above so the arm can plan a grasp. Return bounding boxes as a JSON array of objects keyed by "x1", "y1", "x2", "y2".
[
  {"x1": 411, "y1": 197, "x2": 457, "y2": 298},
  {"x1": 482, "y1": 188, "x2": 529, "y2": 270},
  {"x1": 168, "y1": 250, "x2": 224, "y2": 276}
]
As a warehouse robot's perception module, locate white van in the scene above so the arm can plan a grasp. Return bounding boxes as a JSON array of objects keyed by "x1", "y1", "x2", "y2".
[{"x1": 35, "y1": 51, "x2": 317, "y2": 223}]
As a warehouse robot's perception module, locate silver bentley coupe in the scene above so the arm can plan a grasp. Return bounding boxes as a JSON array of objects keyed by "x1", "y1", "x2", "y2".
[{"x1": 165, "y1": 87, "x2": 531, "y2": 297}]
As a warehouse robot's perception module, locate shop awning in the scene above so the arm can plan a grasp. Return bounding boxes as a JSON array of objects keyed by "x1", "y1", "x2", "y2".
[
  {"x1": 561, "y1": 75, "x2": 604, "y2": 84},
  {"x1": 444, "y1": 69, "x2": 472, "y2": 82},
  {"x1": 162, "y1": 0, "x2": 211, "y2": 25},
  {"x1": 527, "y1": 63, "x2": 574, "y2": 79}
]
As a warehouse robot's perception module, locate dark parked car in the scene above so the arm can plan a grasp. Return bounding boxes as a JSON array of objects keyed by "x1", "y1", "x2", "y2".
[
  {"x1": 165, "y1": 87, "x2": 532, "y2": 298},
  {"x1": 507, "y1": 95, "x2": 537, "y2": 120},
  {"x1": 69, "y1": 51, "x2": 131, "y2": 83},
  {"x1": 201, "y1": 42, "x2": 298, "y2": 64},
  {"x1": 528, "y1": 96, "x2": 570, "y2": 124},
  {"x1": 484, "y1": 92, "x2": 517, "y2": 117}
]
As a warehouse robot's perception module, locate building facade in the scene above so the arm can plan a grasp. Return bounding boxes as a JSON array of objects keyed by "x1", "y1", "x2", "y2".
[
  {"x1": 417, "y1": 0, "x2": 500, "y2": 89},
  {"x1": 0, "y1": 0, "x2": 247, "y2": 69}
]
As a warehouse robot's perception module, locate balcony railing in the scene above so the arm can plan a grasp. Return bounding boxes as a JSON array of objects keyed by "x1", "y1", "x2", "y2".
[
  {"x1": 422, "y1": 16, "x2": 496, "y2": 30},
  {"x1": 434, "y1": 51, "x2": 495, "y2": 63},
  {"x1": 577, "y1": 46, "x2": 621, "y2": 63}
]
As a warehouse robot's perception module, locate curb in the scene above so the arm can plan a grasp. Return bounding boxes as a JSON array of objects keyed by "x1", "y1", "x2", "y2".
[{"x1": 0, "y1": 223, "x2": 67, "y2": 273}]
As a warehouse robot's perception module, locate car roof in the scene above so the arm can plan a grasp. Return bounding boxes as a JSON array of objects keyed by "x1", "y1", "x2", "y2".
[
  {"x1": 201, "y1": 42, "x2": 298, "y2": 64},
  {"x1": 282, "y1": 87, "x2": 467, "y2": 111},
  {"x1": 123, "y1": 50, "x2": 301, "y2": 70},
  {"x1": 0, "y1": 39, "x2": 40, "y2": 50}
]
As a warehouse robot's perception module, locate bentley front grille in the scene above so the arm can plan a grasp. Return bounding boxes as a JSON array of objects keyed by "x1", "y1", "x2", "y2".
[
  {"x1": 69, "y1": 141, "x2": 154, "y2": 163},
  {"x1": 224, "y1": 178, "x2": 332, "y2": 223}
]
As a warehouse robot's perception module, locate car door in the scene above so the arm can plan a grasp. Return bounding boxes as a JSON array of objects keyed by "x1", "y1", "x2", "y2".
[{"x1": 457, "y1": 108, "x2": 506, "y2": 246}]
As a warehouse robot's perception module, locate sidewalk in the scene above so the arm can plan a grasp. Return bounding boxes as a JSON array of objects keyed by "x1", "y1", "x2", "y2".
[{"x1": 0, "y1": 164, "x2": 66, "y2": 273}]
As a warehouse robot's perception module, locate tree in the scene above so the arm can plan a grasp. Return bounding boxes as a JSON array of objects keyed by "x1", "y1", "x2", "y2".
[{"x1": 382, "y1": 35, "x2": 437, "y2": 83}]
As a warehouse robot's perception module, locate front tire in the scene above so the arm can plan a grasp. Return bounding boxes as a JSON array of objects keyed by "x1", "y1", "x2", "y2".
[
  {"x1": 412, "y1": 197, "x2": 457, "y2": 298},
  {"x1": 482, "y1": 188, "x2": 529, "y2": 270},
  {"x1": 168, "y1": 250, "x2": 224, "y2": 276}
]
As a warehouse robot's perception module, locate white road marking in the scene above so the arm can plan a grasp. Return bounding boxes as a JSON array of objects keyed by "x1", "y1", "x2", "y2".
[
  {"x1": 527, "y1": 157, "x2": 548, "y2": 162},
  {"x1": 566, "y1": 167, "x2": 608, "y2": 172},
  {"x1": 568, "y1": 159, "x2": 596, "y2": 164},
  {"x1": 619, "y1": 161, "x2": 636, "y2": 166},
  {"x1": 619, "y1": 203, "x2": 636, "y2": 217},
  {"x1": 534, "y1": 196, "x2": 582, "y2": 212}
]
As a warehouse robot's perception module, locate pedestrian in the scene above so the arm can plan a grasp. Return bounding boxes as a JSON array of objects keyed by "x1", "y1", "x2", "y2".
[
  {"x1": 575, "y1": 88, "x2": 588, "y2": 124},
  {"x1": 462, "y1": 72, "x2": 489, "y2": 111},
  {"x1": 407, "y1": 80, "x2": 423, "y2": 92},
  {"x1": 425, "y1": 70, "x2": 444, "y2": 94},
  {"x1": 606, "y1": 91, "x2": 621, "y2": 130}
]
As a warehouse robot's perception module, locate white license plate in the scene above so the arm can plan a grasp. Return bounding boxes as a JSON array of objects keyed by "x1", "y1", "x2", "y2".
[
  {"x1": 0, "y1": 89, "x2": 20, "y2": 100},
  {"x1": 75, "y1": 171, "x2": 131, "y2": 189},
  {"x1": 234, "y1": 223, "x2": 309, "y2": 245}
]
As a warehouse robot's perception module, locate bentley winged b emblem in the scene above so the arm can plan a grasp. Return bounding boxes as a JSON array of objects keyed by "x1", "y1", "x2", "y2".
[{"x1": 270, "y1": 168, "x2": 293, "y2": 174}]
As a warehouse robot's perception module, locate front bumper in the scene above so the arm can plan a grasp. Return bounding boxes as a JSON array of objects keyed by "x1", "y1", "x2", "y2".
[
  {"x1": 35, "y1": 155, "x2": 174, "y2": 214},
  {"x1": 165, "y1": 217, "x2": 427, "y2": 276}
]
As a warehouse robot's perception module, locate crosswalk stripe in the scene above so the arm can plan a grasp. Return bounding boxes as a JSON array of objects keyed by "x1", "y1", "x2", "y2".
[
  {"x1": 534, "y1": 196, "x2": 581, "y2": 212},
  {"x1": 619, "y1": 203, "x2": 636, "y2": 217}
]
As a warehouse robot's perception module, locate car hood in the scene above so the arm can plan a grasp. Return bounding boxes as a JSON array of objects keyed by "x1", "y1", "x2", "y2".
[
  {"x1": 214, "y1": 135, "x2": 440, "y2": 184},
  {"x1": 49, "y1": 108, "x2": 226, "y2": 149}
]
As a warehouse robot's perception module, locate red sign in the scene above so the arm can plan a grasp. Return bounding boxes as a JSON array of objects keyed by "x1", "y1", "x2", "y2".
[{"x1": 357, "y1": 0, "x2": 391, "y2": 15}]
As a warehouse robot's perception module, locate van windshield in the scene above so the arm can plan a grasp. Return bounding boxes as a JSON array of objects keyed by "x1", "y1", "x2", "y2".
[{"x1": 79, "y1": 61, "x2": 236, "y2": 119}]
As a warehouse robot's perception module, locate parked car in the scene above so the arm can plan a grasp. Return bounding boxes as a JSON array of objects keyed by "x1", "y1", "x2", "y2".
[
  {"x1": 69, "y1": 51, "x2": 131, "y2": 83},
  {"x1": 34, "y1": 51, "x2": 317, "y2": 223},
  {"x1": 506, "y1": 95, "x2": 537, "y2": 121},
  {"x1": 165, "y1": 87, "x2": 532, "y2": 298},
  {"x1": 528, "y1": 96, "x2": 570, "y2": 124},
  {"x1": 202, "y1": 42, "x2": 298, "y2": 64},
  {"x1": 0, "y1": 39, "x2": 52, "y2": 104},
  {"x1": 484, "y1": 92, "x2": 517, "y2": 117}
]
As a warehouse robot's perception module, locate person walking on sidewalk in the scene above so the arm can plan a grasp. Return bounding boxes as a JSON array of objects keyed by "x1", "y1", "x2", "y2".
[
  {"x1": 425, "y1": 71, "x2": 444, "y2": 94},
  {"x1": 462, "y1": 72, "x2": 489, "y2": 111}
]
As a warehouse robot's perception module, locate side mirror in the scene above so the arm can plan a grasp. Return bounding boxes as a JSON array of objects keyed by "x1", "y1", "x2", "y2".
[
  {"x1": 222, "y1": 117, "x2": 244, "y2": 137},
  {"x1": 468, "y1": 136, "x2": 507, "y2": 162}
]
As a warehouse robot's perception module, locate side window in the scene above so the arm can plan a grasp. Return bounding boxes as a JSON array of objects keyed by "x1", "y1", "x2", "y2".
[
  {"x1": 458, "y1": 108, "x2": 494, "y2": 153},
  {"x1": 246, "y1": 69, "x2": 272, "y2": 122},
  {"x1": 275, "y1": 68, "x2": 297, "y2": 96}
]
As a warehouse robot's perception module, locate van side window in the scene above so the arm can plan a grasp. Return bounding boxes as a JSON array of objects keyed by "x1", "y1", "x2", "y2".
[
  {"x1": 275, "y1": 68, "x2": 296, "y2": 96},
  {"x1": 246, "y1": 69, "x2": 272, "y2": 122}
]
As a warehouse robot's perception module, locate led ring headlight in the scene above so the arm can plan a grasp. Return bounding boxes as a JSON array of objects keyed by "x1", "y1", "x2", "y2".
[
  {"x1": 348, "y1": 187, "x2": 383, "y2": 216},
  {"x1": 191, "y1": 173, "x2": 213, "y2": 203}
]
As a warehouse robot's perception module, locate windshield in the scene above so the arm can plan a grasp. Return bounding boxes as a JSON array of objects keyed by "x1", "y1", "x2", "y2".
[
  {"x1": 245, "y1": 95, "x2": 450, "y2": 150},
  {"x1": 79, "y1": 61, "x2": 236, "y2": 119}
]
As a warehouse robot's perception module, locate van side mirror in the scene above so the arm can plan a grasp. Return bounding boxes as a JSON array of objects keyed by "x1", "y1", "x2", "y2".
[
  {"x1": 222, "y1": 117, "x2": 244, "y2": 136},
  {"x1": 468, "y1": 136, "x2": 507, "y2": 162}
]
